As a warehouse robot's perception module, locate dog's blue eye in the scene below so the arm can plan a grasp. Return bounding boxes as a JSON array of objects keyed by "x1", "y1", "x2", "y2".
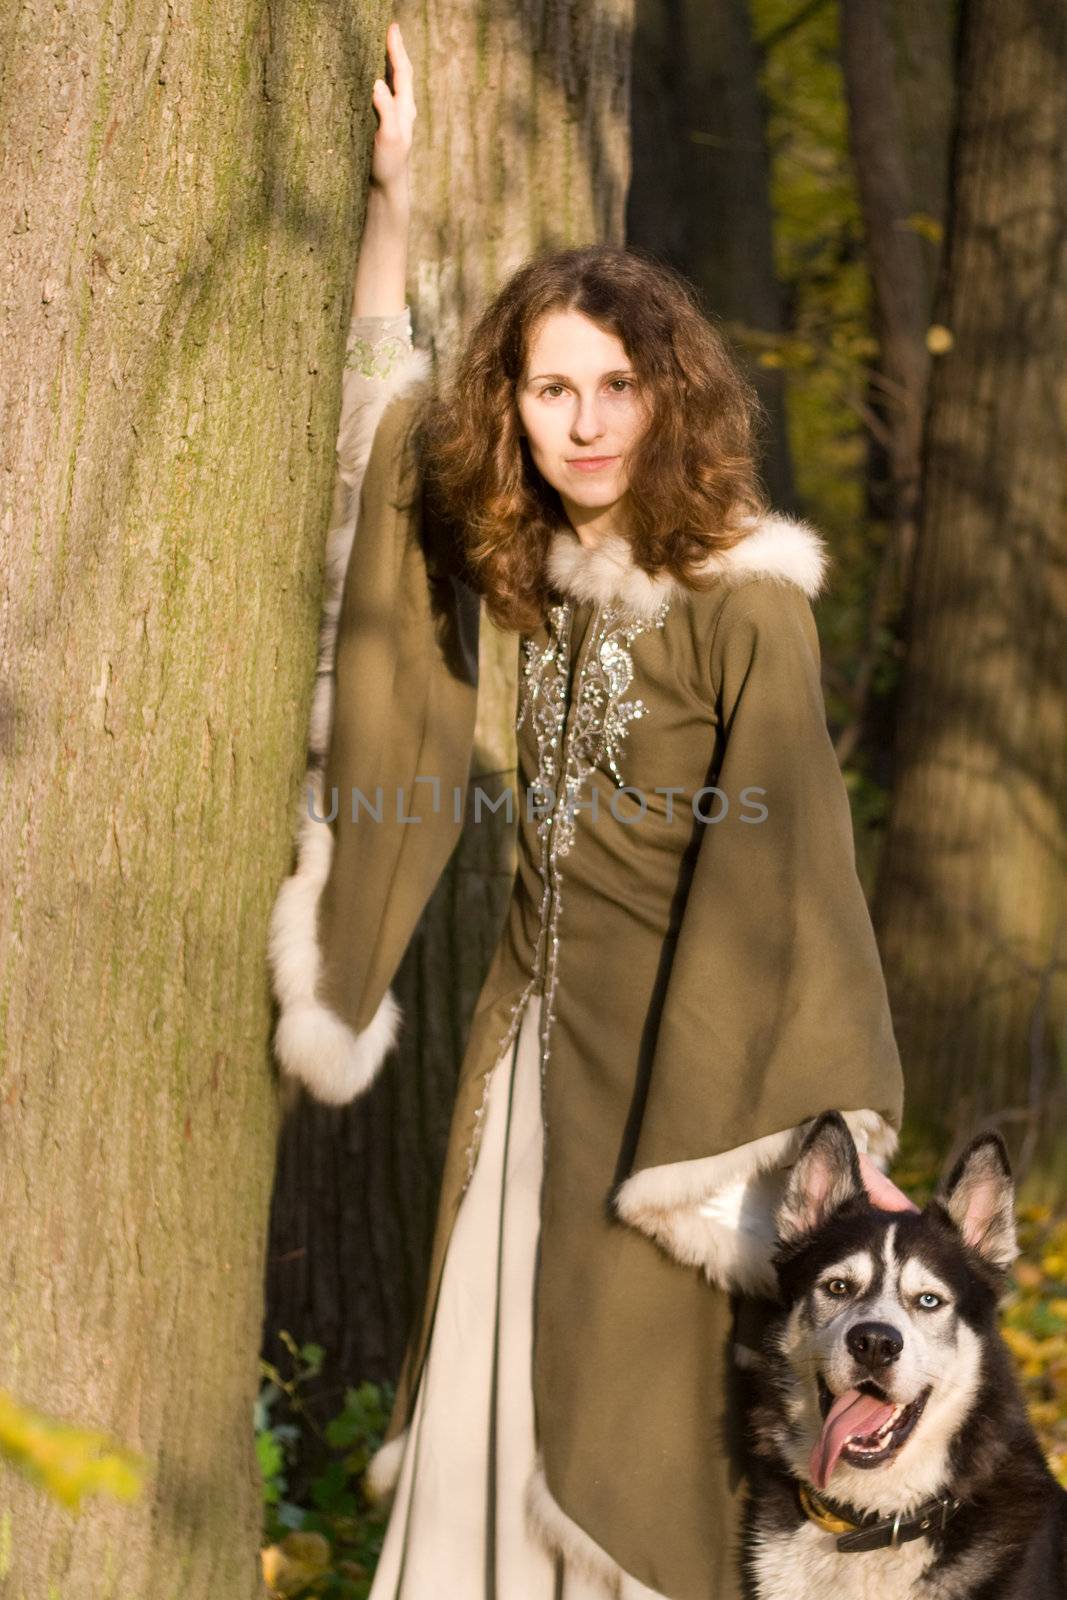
[
  {"x1": 917, "y1": 1292, "x2": 943, "y2": 1310},
  {"x1": 824, "y1": 1278, "x2": 851, "y2": 1296}
]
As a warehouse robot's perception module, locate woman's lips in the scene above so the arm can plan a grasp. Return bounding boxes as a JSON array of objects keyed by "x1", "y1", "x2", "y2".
[{"x1": 567, "y1": 456, "x2": 618, "y2": 472}]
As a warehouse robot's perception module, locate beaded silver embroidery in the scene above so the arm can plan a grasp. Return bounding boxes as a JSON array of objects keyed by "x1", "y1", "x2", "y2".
[
  {"x1": 535, "y1": 598, "x2": 672, "y2": 1129},
  {"x1": 554, "y1": 599, "x2": 672, "y2": 857},
  {"x1": 460, "y1": 602, "x2": 572, "y2": 1189},
  {"x1": 459, "y1": 594, "x2": 673, "y2": 1188},
  {"x1": 464, "y1": 1067, "x2": 496, "y2": 1189}
]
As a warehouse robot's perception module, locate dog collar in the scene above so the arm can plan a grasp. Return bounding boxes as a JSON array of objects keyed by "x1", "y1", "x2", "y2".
[{"x1": 797, "y1": 1482, "x2": 963, "y2": 1554}]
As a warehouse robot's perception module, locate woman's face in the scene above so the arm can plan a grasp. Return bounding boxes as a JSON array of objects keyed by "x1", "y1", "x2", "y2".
[{"x1": 516, "y1": 309, "x2": 649, "y2": 534}]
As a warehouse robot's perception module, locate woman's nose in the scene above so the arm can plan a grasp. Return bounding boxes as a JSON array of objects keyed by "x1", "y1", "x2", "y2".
[{"x1": 571, "y1": 399, "x2": 606, "y2": 442}]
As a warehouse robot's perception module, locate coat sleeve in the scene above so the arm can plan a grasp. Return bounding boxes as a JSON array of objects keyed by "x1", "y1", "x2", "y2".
[
  {"x1": 611, "y1": 578, "x2": 904, "y2": 1296},
  {"x1": 268, "y1": 308, "x2": 480, "y2": 1106}
]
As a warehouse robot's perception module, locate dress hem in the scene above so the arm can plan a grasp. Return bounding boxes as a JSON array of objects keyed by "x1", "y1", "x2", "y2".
[{"x1": 364, "y1": 1429, "x2": 669, "y2": 1599}]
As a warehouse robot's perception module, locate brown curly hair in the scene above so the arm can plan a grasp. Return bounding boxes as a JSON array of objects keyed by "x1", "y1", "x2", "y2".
[{"x1": 420, "y1": 243, "x2": 771, "y2": 633}]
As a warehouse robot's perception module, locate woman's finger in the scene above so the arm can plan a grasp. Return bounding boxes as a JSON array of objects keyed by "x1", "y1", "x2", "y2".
[
  {"x1": 371, "y1": 77, "x2": 396, "y2": 133},
  {"x1": 386, "y1": 21, "x2": 416, "y2": 116}
]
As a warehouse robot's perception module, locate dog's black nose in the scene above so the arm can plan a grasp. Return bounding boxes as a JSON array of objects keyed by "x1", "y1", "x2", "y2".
[{"x1": 846, "y1": 1321, "x2": 904, "y2": 1370}]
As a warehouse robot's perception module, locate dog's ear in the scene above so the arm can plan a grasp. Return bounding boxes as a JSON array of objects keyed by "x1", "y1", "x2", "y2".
[
  {"x1": 937, "y1": 1133, "x2": 1017, "y2": 1272},
  {"x1": 776, "y1": 1111, "x2": 864, "y2": 1246}
]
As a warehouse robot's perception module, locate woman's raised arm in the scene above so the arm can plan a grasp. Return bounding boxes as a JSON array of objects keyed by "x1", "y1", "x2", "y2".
[
  {"x1": 268, "y1": 21, "x2": 480, "y2": 1109},
  {"x1": 350, "y1": 20, "x2": 415, "y2": 320},
  {"x1": 337, "y1": 20, "x2": 420, "y2": 468}
]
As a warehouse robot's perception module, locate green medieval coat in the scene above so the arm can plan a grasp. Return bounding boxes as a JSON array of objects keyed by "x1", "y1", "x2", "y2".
[{"x1": 268, "y1": 308, "x2": 905, "y2": 1600}]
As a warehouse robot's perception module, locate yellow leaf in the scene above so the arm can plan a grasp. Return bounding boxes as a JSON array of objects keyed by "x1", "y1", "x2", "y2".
[
  {"x1": 261, "y1": 1532, "x2": 332, "y2": 1597},
  {"x1": 902, "y1": 211, "x2": 944, "y2": 245},
  {"x1": 262, "y1": 1546, "x2": 288, "y2": 1588},
  {"x1": 281, "y1": 1532, "x2": 330, "y2": 1570},
  {"x1": 1002, "y1": 1326, "x2": 1043, "y2": 1362},
  {"x1": 0, "y1": 1390, "x2": 143, "y2": 1513},
  {"x1": 1028, "y1": 1400, "x2": 1060, "y2": 1428},
  {"x1": 1047, "y1": 1360, "x2": 1067, "y2": 1400},
  {"x1": 848, "y1": 336, "x2": 880, "y2": 359},
  {"x1": 925, "y1": 324, "x2": 954, "y2": 355}
]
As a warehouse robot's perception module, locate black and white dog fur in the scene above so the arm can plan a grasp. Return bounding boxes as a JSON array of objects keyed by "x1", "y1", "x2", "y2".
[{"x1": 743, "y1": 1112, "x2": 1067, "y2": 1599}]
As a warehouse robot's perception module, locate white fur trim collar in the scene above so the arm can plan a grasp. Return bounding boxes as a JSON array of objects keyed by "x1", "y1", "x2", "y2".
[{"x1": 545, "y1": 512, "x2": 830, "y2": 621}]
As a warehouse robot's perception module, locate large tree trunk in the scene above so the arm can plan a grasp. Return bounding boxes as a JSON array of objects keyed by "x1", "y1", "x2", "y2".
[
  {"x1": 887, "y1": 0, "x2": 956, "y2": 303},
  {"x1": 840, "y1": 0, "x2": 943, "y2": 559},
  {"x1": 832, "y1": 0, "x2": 956, "y2": 773},
  {"x1": 627, "y1": 0, "x2": 796, "y2": 508},
  {"x1": 872, "y1": 0, "x2": 1067, "y2": 1196},
  {"x1": 0, "y1": 1, "x2": 390, "y2": 1593},
  {"x1": 835, "y1": 0, "x2": 943, "y2": 769},
  {"x1": 265, "y1": 0, "x2": 635, "y2": 1412}
]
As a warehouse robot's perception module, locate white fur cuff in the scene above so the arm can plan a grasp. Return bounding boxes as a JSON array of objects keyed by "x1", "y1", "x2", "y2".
[
  {"x1": 612, "y1": 1110, "x2": 899, "y2": 1297},
  {"x1": 268, "y1": 772, "x2": 403, "y2": 1105}
]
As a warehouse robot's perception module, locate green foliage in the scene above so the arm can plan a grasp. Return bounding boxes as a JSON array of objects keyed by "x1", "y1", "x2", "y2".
[
  {"x1": 749, "y1": 0, "x2": 872, "y2": 533},
  {"x1": 841, "y1": 755, "x2": 893, "y2": 893},
  {"x1": 0, "y1": 1388, "x2": 144, "y2": 1512},
  {"x1": 256, "y1": 1332, "x2": 395, "y2": 1599}
]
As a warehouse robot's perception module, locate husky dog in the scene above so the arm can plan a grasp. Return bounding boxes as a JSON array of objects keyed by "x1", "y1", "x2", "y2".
[{"x1": 743, "y1": 1112, "x2": 1067, "y2": 1599}]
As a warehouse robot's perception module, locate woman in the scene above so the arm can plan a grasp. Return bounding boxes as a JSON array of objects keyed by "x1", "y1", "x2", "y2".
[{"x1": 268, "y1": 21, "x2": 908, "y2": 1599}]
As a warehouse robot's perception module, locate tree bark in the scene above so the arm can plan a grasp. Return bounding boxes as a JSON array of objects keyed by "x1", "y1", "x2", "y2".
[
  {"x1": 841, "y1": 0, "x2": 937, "y2": 552},
  {"x1": 265, "y1": 0, "x2": 635, "y2": 1416},
  {"x1": 833, "y1": 0, "x2": 954, "y2": 773},
  {"x1": 872, "y1": 0, "x2": 1067, "y2": 1196},
  {"x1": 887, "y1": 0, "x2": 956, "y2": 308},
  {"x1": 627, "y1": 0, "x2": 795, "y2": 508},
  {"x1": 0, "y1": 1, "x2": 391, "y2": 1593}
]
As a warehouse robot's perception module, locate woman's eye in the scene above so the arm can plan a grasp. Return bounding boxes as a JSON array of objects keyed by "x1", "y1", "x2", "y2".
[
  {"x1": 537, "y1": 380, "x2": 634, "y2": 398},
  {"x1": 916, "y1": 1292, "x2": 943, "y2": 1310},
  {"x1": 824, "y1": 1278, "x2": 851, "y2": 1297}
]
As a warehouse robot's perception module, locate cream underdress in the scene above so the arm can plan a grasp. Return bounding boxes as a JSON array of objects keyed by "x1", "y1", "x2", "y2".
[{"x1": 367, "y1": 994, "x2": 669, "y2": 1600}]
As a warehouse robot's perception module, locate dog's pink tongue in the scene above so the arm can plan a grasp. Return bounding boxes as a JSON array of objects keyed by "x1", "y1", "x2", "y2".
[{"x1": 809, "y1": 1389, "x2": 897, "y2": 1489}]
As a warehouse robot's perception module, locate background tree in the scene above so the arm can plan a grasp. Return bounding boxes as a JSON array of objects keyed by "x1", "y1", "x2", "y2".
[
  {"x1": 0, "y1": 1, "x2": 394, "y2": 1592},
  {"x1": 873, "y1": 0, "x2": 1067, "y2": 1196},
  {"x1": 265, "y1": 0, "x2": 636, "y2": 1419},
  {"x1": 628, "y1": 0, "x2": 796, "y2": 506},
  {"x1": 835, "y1": 0, "x2": 953, "y2": 768}
]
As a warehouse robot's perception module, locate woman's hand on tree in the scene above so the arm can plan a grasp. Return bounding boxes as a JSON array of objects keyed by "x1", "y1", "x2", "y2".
[{"x1": 370, "y1": 21, "x2": 416, "y2": 193}]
